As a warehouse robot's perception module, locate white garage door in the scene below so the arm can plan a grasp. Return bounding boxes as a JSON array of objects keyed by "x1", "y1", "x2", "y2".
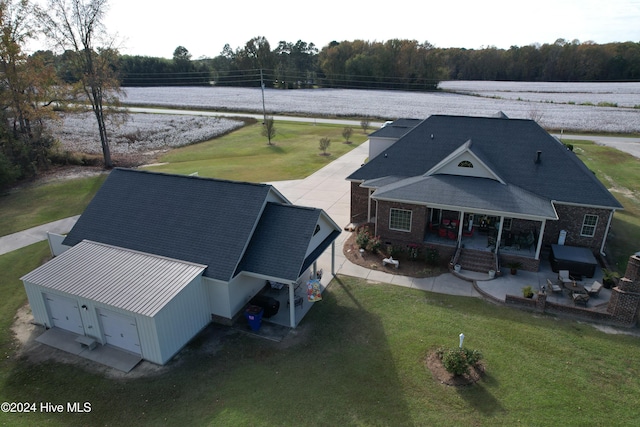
[
  {"x1": 98, "y1": 309, "x2": 141, "y2": 355},
  {"x1": 45, "y1": 294, "x2": 83, "y2": 334}
]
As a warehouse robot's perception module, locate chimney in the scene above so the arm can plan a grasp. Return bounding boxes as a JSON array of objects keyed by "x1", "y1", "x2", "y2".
[{"x1": 535, "y1": 150, "x2": 542, "y2": 164}]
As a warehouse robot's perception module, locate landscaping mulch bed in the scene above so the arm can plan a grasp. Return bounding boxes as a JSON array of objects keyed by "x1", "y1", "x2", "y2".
[
  {"x1": 425, "y1": 351, "x2": 485, "y2": 387},
  {"x1": 342, "y1": 231, "x2": 447, "y2": 278}
]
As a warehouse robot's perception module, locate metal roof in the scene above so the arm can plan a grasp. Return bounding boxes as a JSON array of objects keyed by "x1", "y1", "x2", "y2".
[{"x1": 21, "y1": 240, "x2": 205, "y2": 317}]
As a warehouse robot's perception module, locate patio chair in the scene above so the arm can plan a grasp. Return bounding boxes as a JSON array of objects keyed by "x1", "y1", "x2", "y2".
[
  {"x1": 558, "y1": 270, "x2": 574, "y2": 285},
  {"x1": 572, "y1": 292, "x2": 589, "y2": 306},
  {"x1": 547, "y1": 278, "x2": 563, "y2": 294},
  {"x1": 584, "y1": 280, "x2": 603, "y2": 297}
]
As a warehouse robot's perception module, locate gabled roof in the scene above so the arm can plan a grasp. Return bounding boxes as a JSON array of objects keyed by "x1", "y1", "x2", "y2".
[
  {"x1": 63, "y1": 169, "x2": 274, "y2": 281},
  {"x1": 348, "y1": 114, "x2": 622, "y2": 210},
  {"x1": 368, "y1": 118, "x2": 422, "y2": 139},
  {"x1": 235, "y1": 203, "x2": 341, "y2": 282},
  {"x1": 21, "y1": 240, "x2": 205, "y2": 317}
]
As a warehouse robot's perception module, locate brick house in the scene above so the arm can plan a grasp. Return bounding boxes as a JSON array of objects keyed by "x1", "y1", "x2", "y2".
[{"x1": 347, "y1": 114, "x2": 623, "y2": 273}]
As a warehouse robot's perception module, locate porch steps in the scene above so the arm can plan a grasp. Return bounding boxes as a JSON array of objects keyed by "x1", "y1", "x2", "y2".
[{"x1": 458, "y1": 249, "x2": 495, "y2": 273}]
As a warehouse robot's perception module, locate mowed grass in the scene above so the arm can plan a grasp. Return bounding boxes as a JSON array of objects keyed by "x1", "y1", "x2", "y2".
[
  {"x1": 570, "y1": 139, "x2": 640, "y2": 272},
  {"x1": 0, "y1": 175, "x2": 107, "y2": 236},
  {"x1": 2, "y1": 256, "x2": 640, "y2": 426},
  {"x1": 144, "y1": 120, "x2": 367, "y2": 181}
]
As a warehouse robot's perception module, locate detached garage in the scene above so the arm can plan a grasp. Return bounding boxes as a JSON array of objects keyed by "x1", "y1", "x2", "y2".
[{"x1": 21, "y1": 240, "x2": 207, "y2": 365}]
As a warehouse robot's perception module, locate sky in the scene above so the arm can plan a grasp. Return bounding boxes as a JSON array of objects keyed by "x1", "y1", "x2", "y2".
[{"x1": 32, "y1": 0, "x2": 640, "y2": 59}]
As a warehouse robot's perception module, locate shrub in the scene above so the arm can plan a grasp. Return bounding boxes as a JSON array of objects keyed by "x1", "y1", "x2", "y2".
[
  {"x1": 355, "y1": 229, "x2": 370, "y2": 249},
  {"x1": 424, "y1": 246, "x2": 439, "y2": 266},
  {"x1": 437, "y1": 347, "x2": 483, "y2": 376},
  {"x1": 407, "y1": 243, "x2": 422, "y2": 260},
  {"x1": 367, "y1": 235, "x2": 382, "y2": 253}
]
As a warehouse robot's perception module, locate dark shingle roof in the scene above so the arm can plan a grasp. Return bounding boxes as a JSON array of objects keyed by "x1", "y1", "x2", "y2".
[
  {"x1": 235, "y1": 203, "x2": 339, "y2": 282},
  {"x1": 63, "y1": 168, "x2": 273, "y2": 281},
  {"x1": 349, "y1": 115, "x2": 622, "y2": 209}
]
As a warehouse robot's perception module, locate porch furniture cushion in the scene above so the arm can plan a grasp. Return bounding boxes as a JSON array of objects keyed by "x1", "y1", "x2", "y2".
[
  {"x1": 438, "y1": 228, "x2": 447, "y2": 238},
  {"x1": 572, "y1": 292, "x2": 589, "y2": 306},
  {"x1": 462, "y1": 227, "x2": 474, "y2": 237},
  {"x1": 558, "y1": 270, "x2": 573, "y2": 285},
  {"x1": 447, "y1": 230, "x2": 456, "y2": 240},
  {"x1": 584, "y1": 281, "x2": 603, "y2": 296},
  {"x1": 547, "y1": 278, "x2": 563, "y2": 294}
]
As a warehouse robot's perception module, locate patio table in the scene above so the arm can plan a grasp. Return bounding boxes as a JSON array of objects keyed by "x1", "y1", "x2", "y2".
[{"x1": 563, "y1": 281, "x2": 587, "y2": 294}]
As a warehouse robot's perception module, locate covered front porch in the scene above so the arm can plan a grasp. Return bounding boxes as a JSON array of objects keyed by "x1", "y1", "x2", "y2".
[{"x1": 424, "y1": 208, "x2": 545, "y2": 264}]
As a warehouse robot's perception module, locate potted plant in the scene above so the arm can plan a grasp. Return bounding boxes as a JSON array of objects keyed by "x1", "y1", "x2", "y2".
[
  {"x1": 602, "y1": 268, "x2": 620, "y2": 289},
  {"x1": 506, "y1": 261, "x2": 523, "y2": 275},
  {"x1": 522, "y1": 285, "x2": 534, "y2": 298}
]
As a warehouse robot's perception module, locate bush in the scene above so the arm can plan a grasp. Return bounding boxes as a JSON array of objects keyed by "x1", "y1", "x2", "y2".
[
  {"x1": 437, "y1": 347, "x2": 483, "y2": 376},
  {"x1": 356, "y1": 229, "x2": 370, "y2": 249},
  {"x1": 424, "y1": 245, "x2": 439, "y2": 266}
]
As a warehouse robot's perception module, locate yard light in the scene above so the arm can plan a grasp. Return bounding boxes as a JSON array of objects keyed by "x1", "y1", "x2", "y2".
[{"x1": 459, "y1": 333, "x2": 465, "y2": 348}]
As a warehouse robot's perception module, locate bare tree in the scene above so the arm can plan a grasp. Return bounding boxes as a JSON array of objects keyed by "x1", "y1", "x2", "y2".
[
  {"x1": 261, "y1": 116, "x2": 276, "y2": 145},
  {"x1": 319, "y1": 137, "x2": 330, "y2": 156},
  {"x1": 360, "y1": 118, "x2": 370, "y2": 134},
  {"x1": 36, "y1": 0, "x2": 123, "y2": 168},
  {"x1": 342, "y1": 126, "x2": 353, "y2": 144}
]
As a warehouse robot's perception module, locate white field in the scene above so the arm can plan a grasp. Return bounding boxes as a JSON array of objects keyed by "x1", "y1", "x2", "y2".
[
  {"x1": 53, "y1": 112, "x2": 243, "y2": 154},
  {"x1": 122, "y1": 82, "x2": 640, "y2": 133}
]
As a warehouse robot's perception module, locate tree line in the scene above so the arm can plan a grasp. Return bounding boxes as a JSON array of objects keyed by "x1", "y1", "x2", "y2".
[{"x1": 116, "y1": 37, "x2": 640, "y2": 89}]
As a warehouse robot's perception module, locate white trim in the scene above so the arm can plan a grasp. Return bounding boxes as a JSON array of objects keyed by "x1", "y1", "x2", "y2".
[
  {"x1": 580, "y1": 214, "x2": 599, "y2": 237},
  {"x1": 389, "y1": 208, "x2": 412, "y2": 232}
]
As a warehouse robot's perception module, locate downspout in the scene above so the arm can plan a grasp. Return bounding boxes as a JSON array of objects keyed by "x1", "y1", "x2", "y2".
[
  {"x1": 367, "y1": 188, "x2": 373, "y2": 222},
  {"x1": 600, "y1": 210, "x2": 614, "y2": 257},
  {"x1": 374, "y1": 199, "x2": 379, "y2": 236},
  {"x1": 331, "y1": 241, "x2": 335, "y2": 276},
  {"x1": 288, "y1": 282, "x2": 296, "y2": 327},
  {"x1": 535, "y1": 219, "x2": 546, "y2": 260}
]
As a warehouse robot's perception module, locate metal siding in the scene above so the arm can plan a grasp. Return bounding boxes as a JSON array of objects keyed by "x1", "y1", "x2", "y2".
[
  {"x1": 23, "y1": 282, "x2": 50, "y2": 327},
  {"x1": 21, "y1": 241, "x2": 205, "y2": 317},
  {"x1": 153, "y1": 276, "x2": 210, "y2": 364}
]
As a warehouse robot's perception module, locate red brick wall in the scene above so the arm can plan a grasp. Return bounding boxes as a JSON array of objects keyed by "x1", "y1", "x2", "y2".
[
  {"x1": 544, "y1": 204, "x2": 613, "y2": 251},
  {"x1": 350, "y1": 182, "x2": 369, "y2": 224},
  {"x1": 376, "y1": 200, "x2": 427, "y2": 245}
]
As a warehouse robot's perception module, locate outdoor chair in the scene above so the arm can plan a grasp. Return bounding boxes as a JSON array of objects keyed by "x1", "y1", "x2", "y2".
[
  {"x1": 572, "y1": 292, "x2": 589, "y2": 306},
  {"x1": 547, "y1": 278, "x2": 563, "y2": 294},
  {"x1": 584, "y1": 280, "x2": 603, "y2": 297},
  {"x1": 558, "y1": 270, "x2": 575, "y2": 285}
]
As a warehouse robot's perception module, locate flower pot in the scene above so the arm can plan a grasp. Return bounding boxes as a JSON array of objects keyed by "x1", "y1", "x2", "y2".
[
  {"x1": 454, "y1": 264, "x2": 461, "y2": 273},
  {"x1": 488, "y1": 269, "x2": 496, "y2": 279}
]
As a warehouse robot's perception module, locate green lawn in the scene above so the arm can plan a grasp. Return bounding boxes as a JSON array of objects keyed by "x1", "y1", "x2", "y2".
[
  {"x1": 2, "y1": 253, "x2": 640, "y2": 426},
  {"x1": 144, "y1": 120, "x2": 367, "y2": 181}
]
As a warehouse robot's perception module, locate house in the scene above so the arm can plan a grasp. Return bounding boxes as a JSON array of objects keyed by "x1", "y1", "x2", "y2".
[
  {"x1": 347, "y1": 113, "x2": 622, "y2": 273},
  {"x1": 21, "y1": 168, "x2": 341, "y2": 365}
]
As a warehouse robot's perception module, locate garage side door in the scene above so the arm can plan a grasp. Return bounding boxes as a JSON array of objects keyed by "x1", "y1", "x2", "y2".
[
  {"x1": 98, "y1": 309, "x2": 141, "y2": 355},
  {"x1": 45, "y1": 294, "x2": 83, "y2": 334}
]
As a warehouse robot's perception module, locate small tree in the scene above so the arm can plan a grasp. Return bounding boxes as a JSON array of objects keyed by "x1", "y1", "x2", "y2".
[
  {"x1": 262, "y1": 116, "x2": 276, "y2": 145},
  {"x1": 360, "y1": 118, "x2": 370, "y2": 133},
  {"x1": 342, "y1": 126, "x2": 353, "y2": 144},
  {"x1": 319, "y1": 137, "x2": 330, "y2": 155}
]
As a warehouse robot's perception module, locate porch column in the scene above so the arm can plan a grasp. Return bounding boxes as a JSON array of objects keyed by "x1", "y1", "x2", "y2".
[
  {"x1": 496, "y1": 217, "x2": 505, "y2": 249},
  {"x1": 331, "y1": 241, "x2": 336, "y2": 276},
  {"x1": 457, "y1": 210, "x2": 465, "y2": 242},
  {"x1": 312, "y1": 261, "x2": 317, "y2": 279},
  {"x1": 535, "y1": 219, "x2": 546, "y2": 260},
  {"x1": 288, "y1": 282, "x2": 296, "y2": 328}
]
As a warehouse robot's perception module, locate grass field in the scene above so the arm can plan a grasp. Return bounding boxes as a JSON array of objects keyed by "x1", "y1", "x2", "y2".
[
  {"x1": 2, "y1": 251, "x2": 640, "y2": 426},
  {"x1": 1, "y1": 128, "x2": 639, "y2": 425},
  {"x1": 144, "y1": 120, "x2": 367, "y2": 181}
]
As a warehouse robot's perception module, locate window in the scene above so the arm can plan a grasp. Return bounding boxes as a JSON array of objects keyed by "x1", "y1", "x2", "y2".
[
  {"x1": 503, "y1": 218, "x2": 512, "y2": 231},
  {"x1": 390, "y1": 208, "x2": 412, "y2": 232},
  {"x1": 580, "y1": 214, "x2": 598, "y2": 237},
  {"x1": 458, "y1": 160, "x2": 474, "y2": 168},
  {"x1": 313, "y1": 224, "x2": 321, "y2": 236}
]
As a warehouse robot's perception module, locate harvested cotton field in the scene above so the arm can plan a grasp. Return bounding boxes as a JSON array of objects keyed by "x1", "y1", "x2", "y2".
[
  {"x1": 122, "y1": 82, "x2": 640, "y2": 134},
  {"x1": 51, "y1": 112, "x2": 244, "y2": 155}
]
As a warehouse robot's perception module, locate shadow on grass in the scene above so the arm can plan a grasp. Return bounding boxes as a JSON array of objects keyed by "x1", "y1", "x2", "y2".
[
  {"x1": 3, "y1": 276, "x2": 413, "y2": 426},
  {"x1": 456, "y1": 372, "x2": 506, "y2": 417}
]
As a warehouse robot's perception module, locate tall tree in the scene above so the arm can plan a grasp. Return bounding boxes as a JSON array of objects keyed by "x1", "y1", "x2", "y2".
[
  {"x1": 0, "y1": 0, "x2": 59, "y2": 185},
  {"x1": 36, "y1": 0, "x2": 122, "y2": 168}
]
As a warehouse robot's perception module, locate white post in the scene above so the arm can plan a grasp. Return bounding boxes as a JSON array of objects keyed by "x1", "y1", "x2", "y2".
[
  {"x1": 288, "y1": 282, "x2": 296, "y2": 328},
  {"x1": 535, "y1": 219, "x2": 547, "y2": 260},
  {"x1": 331, "y1": 241, "x2": 336, "y2": 276},
  {"x1": 459, "y1": 333, "x2": 465, "y2": 348}
]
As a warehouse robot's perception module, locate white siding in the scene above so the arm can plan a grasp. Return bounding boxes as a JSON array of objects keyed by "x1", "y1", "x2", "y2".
[
  {"x1": 306, "y1": 215, "x2": 340, "y2": 258},
  {"x1": 227, "y1": 274, "x2": 266, "y2": 317},
  {"x1": 369, "y1": 137, "x2": 397, "y2": 160},
  {"x1": 435, "y1": 153, "x2": 495, "y2": 179},
  {"x1": 204, "y1": 276, "x2": 232, "y2": 319}
]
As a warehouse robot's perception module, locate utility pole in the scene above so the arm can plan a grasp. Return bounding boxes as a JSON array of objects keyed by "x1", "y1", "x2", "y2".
[{"x1": 260, "y1": 69, "x2": 267, "y2": 124}]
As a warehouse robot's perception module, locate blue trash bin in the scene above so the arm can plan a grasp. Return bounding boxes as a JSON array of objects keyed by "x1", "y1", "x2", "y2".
[{"x1": 244, "y1": 305, "x2": 264, "y2": 331}]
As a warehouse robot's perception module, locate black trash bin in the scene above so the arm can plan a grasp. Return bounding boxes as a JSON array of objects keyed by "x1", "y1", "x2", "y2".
[
  {"x1": 244, "y1": 305, "x2": 263, "y2": 331},
  {"x1": 250, "y1": 295, "x2": 280, "y2": 318}
]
